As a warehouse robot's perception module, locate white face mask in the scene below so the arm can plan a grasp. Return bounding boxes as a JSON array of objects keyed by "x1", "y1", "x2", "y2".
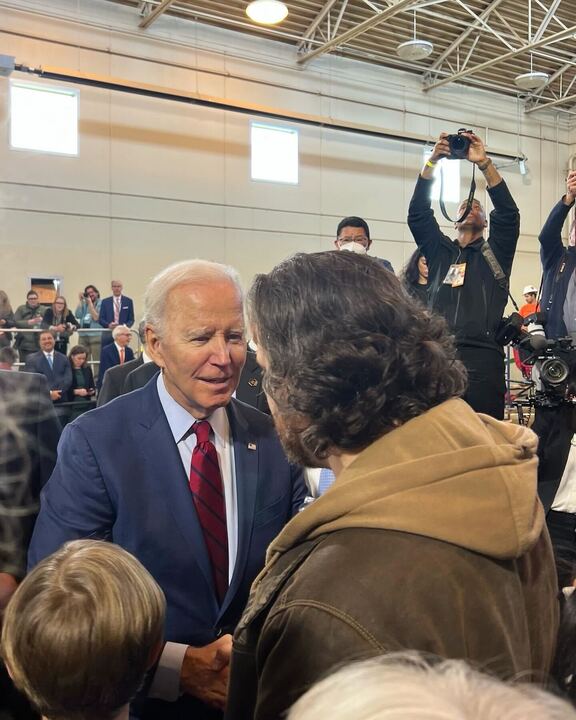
[{"x1": 339, "y1": 241, "x2": 368, "y2": 255}]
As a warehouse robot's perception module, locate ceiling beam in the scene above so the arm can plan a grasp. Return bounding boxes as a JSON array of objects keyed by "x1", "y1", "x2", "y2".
[
  {"x1": 297, "y1": 0, "x2": 429, "y2": 64},
  {"x1": 529, "y1": 58, "x2": 576, "y2": 99},
  {"x1": 139, "y1": 0, "x2": 177, "y2": 30},
  {"x1": 425, "y1": 0, "x2": 507, "y2": 74},
  {"x1": 298, "y1": 0, "x2": 340, "y2": 49},
  {"x1": 532, "y1": 0, "x2": 563, "y2": 43},
  {"x1": 424, "y1": 23, "x2": 576, "y2": 90},
  {"x1": 525, "y1": 91, "x2": 576, "y2": 113}
]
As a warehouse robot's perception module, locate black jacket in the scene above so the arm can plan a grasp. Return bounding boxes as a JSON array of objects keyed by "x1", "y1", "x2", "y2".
[
  {"x1": 67, "y1": 365, "x2": 96, "y2": 402},
  {"x1": 539, "y1": 197, "x2": 576, "y2": 340},
  {"x1": 408, "y1": 177, "x2": 519, "y2": 352},
  {"x1": 0, "y1": 371, "x2": 60, "y2": 577}
]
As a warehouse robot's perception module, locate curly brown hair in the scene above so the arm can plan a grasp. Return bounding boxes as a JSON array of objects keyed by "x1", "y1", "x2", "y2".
[{"x1": 248, "y1": 251, "x2": 467, "y2": 460}]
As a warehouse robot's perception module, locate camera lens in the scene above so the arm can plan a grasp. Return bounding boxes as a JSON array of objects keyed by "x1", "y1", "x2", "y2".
[
  {"x1": 540, "y1": 358, "x2": 569, "y2": 385},
  {"x1": 451, "y1": 136, "x2": 467, "y2": 152}
]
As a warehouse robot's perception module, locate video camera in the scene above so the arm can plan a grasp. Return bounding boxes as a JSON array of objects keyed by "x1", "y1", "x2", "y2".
[{"x1": 508, "y1": 312, "x2": 576, "y2": 408}]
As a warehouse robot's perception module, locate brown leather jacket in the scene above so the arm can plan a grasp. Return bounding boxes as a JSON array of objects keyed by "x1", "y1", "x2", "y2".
[{"x1": 225, "y1": 400, "x2": 559, "y2": 720}]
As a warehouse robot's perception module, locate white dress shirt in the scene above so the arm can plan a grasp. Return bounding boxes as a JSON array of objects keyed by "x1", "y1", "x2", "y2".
[{"x1": 149, "y1": 373, "x2": 238, "y2": 701}]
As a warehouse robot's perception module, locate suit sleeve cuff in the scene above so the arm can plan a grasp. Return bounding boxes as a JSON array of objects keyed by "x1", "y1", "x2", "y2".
[{"x1": 148, "y1": 642, "x2": 188, "y2": 701}]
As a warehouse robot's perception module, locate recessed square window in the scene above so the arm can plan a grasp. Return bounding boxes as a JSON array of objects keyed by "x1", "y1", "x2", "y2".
[
  {"x1": 251, "y1": 122, "x2": 298, "y2": 184},
  {"x1": 424, "y1": 149, "x2": 460, "y2": 204},
  {"x1": 10, "y1": 81, "x2": 78, "y2": 156}
]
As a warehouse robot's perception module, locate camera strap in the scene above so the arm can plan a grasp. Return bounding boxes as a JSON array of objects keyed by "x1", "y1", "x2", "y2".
[
  {"x1": 439, "y1": 163, "x2": 476, "y2": 224},
  {"x1": 479, "y1": 241, "x2": 519, "y2": 311}
]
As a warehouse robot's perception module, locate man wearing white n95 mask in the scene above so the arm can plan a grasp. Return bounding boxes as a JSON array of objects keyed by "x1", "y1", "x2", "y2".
[{"x1": 335, "y1": 216, "x2": 394, "y2": 273}]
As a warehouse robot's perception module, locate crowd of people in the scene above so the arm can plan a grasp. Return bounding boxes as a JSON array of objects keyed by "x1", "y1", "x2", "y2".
[{"x1": 2, "y1": 131, "x2": 576, "y2": 720}]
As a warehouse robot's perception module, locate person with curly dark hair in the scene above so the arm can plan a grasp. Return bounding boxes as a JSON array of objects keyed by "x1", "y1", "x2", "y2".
[
  {"x1": 400, "y1": 248, "x2": 429, "y2": 305},
  {"x1": 225, "y1": 251, "x2": 558, "y2": 720}
]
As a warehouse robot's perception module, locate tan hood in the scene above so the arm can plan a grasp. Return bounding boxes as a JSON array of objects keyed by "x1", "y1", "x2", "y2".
[{"x1": 269, "y1": 399, "x2": 543, "y2": 563}]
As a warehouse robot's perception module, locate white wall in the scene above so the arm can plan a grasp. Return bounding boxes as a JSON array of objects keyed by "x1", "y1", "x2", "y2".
[{"x1": 0, "y1": 0, "x2": 573, "y2": 318}]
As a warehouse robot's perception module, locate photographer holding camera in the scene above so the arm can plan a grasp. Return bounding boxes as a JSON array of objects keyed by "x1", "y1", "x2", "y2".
[
  {"x1": 74, "y1": 284, "x2": 102, "y2": 364},
  {"x1": 531, "y1": 171, "x2": 576, "y2": 520},
  {"x1": 408, "y1": 131, "x2": 520, "y2": 419}
]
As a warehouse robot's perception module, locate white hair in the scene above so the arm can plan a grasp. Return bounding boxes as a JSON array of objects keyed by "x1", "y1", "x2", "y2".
[
  {"x1": 112, "y1": 324, "x2": 131, "y2": 340},
  {"x1": 144, "y1": 259, "x2": 243, "y2": 336},
  {"x1": 288, "y1": 653, "x2": 575, "y2": 720}
]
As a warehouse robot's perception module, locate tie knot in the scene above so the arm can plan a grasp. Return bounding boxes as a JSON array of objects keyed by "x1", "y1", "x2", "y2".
[{"x1": 192, "y1": 420, "x2": 212, "y2": 444}]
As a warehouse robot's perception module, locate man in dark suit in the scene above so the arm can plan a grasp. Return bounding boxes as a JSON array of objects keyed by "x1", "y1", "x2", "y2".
[
  {"x1": 97, "y1": 321, "x2": 148, "y2": 406},
  {"x1": 98, "y1": 280, "x2": 135, "y2": 346},
  {"x1": 0, "y1": 370, "x2": 60, "y2": 586},
  {"x1": 97, "y1": 324, "x2": 135, "y2": 390},
  {"x1": 0, "y1": 370, "x2": 61, "y2": 719},
  {"x1": 235, "y1": 348, "x2": 269, "y2": 414},
  {"x1": 29, "y1": 259, "x2": 307, "y2": 720},
  {"x1": 24, "y1": 331, "x2": 72, "y2": 404}
]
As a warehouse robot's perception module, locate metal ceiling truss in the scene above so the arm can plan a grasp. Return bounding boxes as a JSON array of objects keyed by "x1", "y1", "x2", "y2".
[
  {"x1": 297, "y1": 0, "x2": 450, "y2": 61},
  {"x1": 126, "y1": 0, "x2": 576, "y2": 116}
]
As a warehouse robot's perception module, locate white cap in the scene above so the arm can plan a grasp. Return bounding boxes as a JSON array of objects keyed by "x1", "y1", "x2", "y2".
[{"x1": 523, "y1": 285, "x2": 538, "y2": 295}]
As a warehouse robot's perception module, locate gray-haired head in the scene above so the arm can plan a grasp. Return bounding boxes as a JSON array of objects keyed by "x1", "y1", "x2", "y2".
[
  {"x1": 144, "y1": 260, "x2": 243, "y2": 337},
  {"x1": 112, "y1": 324, "x2": 131, "y2": 341},
  {"x1": 288, "y1": 652, "x2": 575, "y2": 720}
]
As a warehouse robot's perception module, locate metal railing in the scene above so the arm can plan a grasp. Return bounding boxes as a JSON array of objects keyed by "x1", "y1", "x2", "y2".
[{"x1": 2, "y1": 326, "x2": 142, "y2": 370}]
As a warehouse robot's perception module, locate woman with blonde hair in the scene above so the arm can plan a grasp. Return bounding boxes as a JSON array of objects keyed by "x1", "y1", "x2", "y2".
[{"x1": 41, "y1": 296, "x2": 77, "y2": 355}]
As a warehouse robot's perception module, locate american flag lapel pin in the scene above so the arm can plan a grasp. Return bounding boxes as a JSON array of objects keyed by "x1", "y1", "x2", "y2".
[{"x1": 248, "y1": 442, "x2": 257, "y2": 451}]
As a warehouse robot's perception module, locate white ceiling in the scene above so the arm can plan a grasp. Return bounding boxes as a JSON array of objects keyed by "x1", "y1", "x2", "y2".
[{"x1": 105, "y1": 0, "x2": 576, "y2": 116}]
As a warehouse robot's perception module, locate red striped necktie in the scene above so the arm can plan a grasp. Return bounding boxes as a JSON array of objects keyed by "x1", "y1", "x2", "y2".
[{"x1": 189, "y1": 420, "x2": 229, "y2": 604}]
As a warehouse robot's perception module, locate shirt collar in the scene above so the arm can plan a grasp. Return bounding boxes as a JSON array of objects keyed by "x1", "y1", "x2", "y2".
[{"x1": 156, "y1": 373, "x2": 229, "y2": 446}]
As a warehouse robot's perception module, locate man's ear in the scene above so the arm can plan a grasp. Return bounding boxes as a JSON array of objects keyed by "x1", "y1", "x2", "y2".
[
  {"x1": 333, "y1": 239, "x2": 340, "y2": 249},
  {"x1": 145, "y1": 326, "x2": 165, "y2": 369}
]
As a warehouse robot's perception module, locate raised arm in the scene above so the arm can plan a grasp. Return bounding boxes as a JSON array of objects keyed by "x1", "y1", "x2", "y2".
[
  {"x1": 539, "y1": 171, "x2": 576, "y2": 273},
  {"x1": 461, "y1": 132, "x2": 519, "y2": 273},
  {"x1": 407, "y1": 134, "x2": 450, "y2": 257}
]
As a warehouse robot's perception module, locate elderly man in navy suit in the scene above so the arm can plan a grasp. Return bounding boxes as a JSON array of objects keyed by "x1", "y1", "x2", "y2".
[
  {"x1": 24, "y1": 331, "x2": 72, "y2": 404},
  {"x1": 97, "y1": 324, "x2": 135, "y2": 390},
  {"x1": 98, "y1": 279, "x2": 135, "y2": 346},
  {"x1": 29, "y1": 259, "x2": 307, "y2": 720}
]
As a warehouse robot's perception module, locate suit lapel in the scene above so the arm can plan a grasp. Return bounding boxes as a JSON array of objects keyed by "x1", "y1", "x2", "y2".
[
  {"x1": 220, "y1": 400, "x2": 259, "y2": 617},
  {"x1": 135, "y1": 383, "x2": 216, "y2": 602}
]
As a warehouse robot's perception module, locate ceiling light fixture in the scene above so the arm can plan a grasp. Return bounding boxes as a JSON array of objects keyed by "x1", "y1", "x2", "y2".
[
  {"x1": 514, "y1": 71, "x2": 549, "y2": 91},
  {"x1": 514, "y1": 0, "x2": 549, "y2": 92},
  {"x1": 246, "y1": 0, "x2": 288, "y2": 25},
  {"x1": 396, "y1": 10, "x2": 433, "y2": 62}
]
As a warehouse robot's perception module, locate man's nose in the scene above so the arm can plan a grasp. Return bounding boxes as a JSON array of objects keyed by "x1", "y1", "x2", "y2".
[{"x1": 210, "y1": 337, "x2": 232, "y2": 364}]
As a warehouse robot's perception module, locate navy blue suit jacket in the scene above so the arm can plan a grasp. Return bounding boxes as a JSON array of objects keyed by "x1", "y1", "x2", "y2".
[
  {"x1": 97, "y1": 343, "x2": 135, "y2": 389},
  {"x1": 29, "y1": 379, "x2": 307, "y2": 647},
  {"x1": 24, "y1": 351, "x2": 73, "y2": 400},
  {"x1": 98, "y1": 295, "x2": 135, "y2": 329}
]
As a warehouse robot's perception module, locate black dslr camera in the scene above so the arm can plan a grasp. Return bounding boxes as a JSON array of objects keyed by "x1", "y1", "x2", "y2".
[{"x1": 446, "y1": 128, "x2": 472, "y2": 160}]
